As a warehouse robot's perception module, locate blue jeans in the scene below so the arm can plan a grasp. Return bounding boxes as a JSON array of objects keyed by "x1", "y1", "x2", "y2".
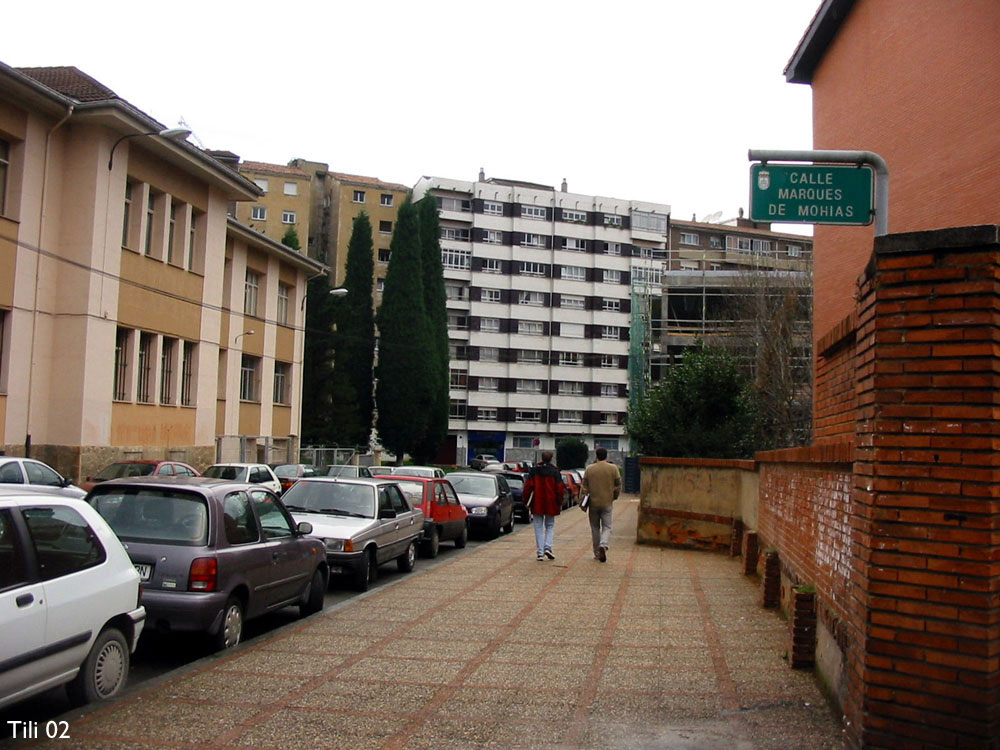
[{"x1": 532, "y1": 514, "x2": 555, "y2": 555}]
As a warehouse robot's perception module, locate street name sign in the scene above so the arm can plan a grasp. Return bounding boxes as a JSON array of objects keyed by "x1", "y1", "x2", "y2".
[{"x1": 750, "y1": 163, "x2": 874, "y2": 225}]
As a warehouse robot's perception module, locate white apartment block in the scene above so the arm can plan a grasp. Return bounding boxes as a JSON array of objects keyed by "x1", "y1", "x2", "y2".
[{"x1": 412, "y1": 174, "x2": 670, "y2": 465}]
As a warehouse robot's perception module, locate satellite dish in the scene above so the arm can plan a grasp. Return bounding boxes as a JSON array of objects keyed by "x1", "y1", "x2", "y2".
[{"x1": 699, "y1": 211, "x2": 723, "y2": 224}]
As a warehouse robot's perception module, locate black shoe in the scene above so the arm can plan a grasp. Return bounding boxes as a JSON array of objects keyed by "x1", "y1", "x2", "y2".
[
  {"x1": 536, "y1": 553, "x2": 544, "y2": 561},
  {"x1": 544, "y1": 549, "x2": 555, "y2": 560},
  {"x1": 598, "y1": 546, "x2": 607, "y2": 563}
]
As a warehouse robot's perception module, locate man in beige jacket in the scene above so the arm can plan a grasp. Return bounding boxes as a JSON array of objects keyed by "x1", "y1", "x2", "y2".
[{"x1": 581, "y1": 447, "x2": 621, "y2": 562}]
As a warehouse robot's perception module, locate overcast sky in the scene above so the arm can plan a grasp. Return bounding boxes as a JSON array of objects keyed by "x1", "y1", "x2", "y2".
[{"x1": 8, "y1": 0, "x2": 818, "y2": 231}]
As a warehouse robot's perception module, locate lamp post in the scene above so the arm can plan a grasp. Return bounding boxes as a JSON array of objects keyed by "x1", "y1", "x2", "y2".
[
  {"x1": 234, "y1": 329, "x2": 255, "y2": 345},
  {"x1": 301, "y1": 286, "x2": 348, "y2": 310},
  {"x1": 108, "y1": 127, "x2": 192, "y2": 170}
]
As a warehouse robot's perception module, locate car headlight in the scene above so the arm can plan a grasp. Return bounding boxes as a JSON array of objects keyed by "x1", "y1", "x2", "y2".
[
  {"x1": 470, "y1": 507, "x2": 488, "y2": 515},
  {"x1": 324, "y1": 538, "x2": 354, "y2": 552}
]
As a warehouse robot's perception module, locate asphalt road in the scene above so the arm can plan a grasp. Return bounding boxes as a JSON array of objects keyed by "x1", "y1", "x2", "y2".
[{"x1": 0, "y1": 524, "x2": 527, "y2": 742}]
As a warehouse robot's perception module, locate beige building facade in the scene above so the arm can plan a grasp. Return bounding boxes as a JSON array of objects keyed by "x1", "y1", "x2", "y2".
[
  {"x1": 229, "y1": 160, "x2": 312, "y2": 249},
  {"x1": 0, "y1": 62, "x2": 323, "y2": 482}
]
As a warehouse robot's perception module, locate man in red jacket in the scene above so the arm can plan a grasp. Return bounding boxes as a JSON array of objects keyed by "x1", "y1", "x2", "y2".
[{"x1": 522, "y1": 450, "x2": 566, "y2": 561}]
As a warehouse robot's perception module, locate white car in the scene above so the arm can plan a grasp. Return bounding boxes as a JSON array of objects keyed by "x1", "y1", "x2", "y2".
[
  {"x1": 202, "y1": 463, "x2": 282, "y2": 495},
  {"x1": 0, "y1": 488, "x2": 145, "y2": 709},
  {"x1": 391, "y1": 466, "x2": 446, "y2": 478},
  {"x1": 0, "y1": 457, "x2": 86, "y2": 499}
]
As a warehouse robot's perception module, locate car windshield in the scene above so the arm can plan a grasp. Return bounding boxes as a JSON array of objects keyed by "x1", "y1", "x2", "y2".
[
  {"x1": 204, "y1": 466, "x2": 245, "y2": 481},
  {"x1": 449, "y1": 475, "x2": 496, "y2": 496},
  {"x1": 94, "y1": 462, "x2": 156, "y2": 480},
  {"x1": 281, "y1": 481, "x2": 375, "y2": 518},
  {"x1": 392, "y1": 480, "x2": 425, "y2": 503},
  {"x1": 368, "y1": 467, "x2": 394, "y2": 476},
  {"x1": 90, "y1": 488, "x2": 209, "y2": 545},
  {"x1": 324, "y1": 465, "x2": 359, "y2": 477},
  {"x1": 506, "y1": 476, "x2": 524, "y2": 490},
  {"x1": 393, "y1": 467, "x2": 432, "y2": 477},
  {"x1": 273, "y1": 465, "x2": 302, "y2": 479}
]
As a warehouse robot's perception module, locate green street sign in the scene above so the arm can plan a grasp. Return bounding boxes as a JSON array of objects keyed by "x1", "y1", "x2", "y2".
[{"x1": 750, "y1": 163, "x2": 874, "y2": 225}]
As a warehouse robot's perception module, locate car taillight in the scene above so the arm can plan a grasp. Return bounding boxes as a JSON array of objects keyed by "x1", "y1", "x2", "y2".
[{"x1": 188, "y1": 557, "x2": 218, "y2": 592}]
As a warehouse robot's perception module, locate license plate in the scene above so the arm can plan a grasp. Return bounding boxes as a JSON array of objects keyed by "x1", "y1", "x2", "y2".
[
  {"x1": 134, "y1": 563, "x2": 152, "y2": 581},
  {"x1": 329, "y1": 566, "x2": 343, "y2": 575}
]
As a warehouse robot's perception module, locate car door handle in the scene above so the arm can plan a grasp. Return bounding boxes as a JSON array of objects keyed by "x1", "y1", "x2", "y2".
[
  {"x1": 272, "y1": 551, "x2": 280, "y2": 560},
  {"x1": 16, "y1": 593, "x2": 34, "y2": 608}
]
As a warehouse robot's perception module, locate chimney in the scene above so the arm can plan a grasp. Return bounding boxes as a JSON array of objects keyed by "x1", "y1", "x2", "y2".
[
  {"x1": 561, "y1": 178, "x2": 568, "y2": 192},
  {"x1": 478, "y1": 167, "x2": 485, "y2": 181}
]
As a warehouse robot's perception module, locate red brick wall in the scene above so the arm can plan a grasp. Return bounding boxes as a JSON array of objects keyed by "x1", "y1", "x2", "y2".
[
  {"x1": 808, "y1": 0, "x2": 1000, "y2": 345},
  {"x1": 814, "y1": 314, "x2": 858, "y2": 443}
]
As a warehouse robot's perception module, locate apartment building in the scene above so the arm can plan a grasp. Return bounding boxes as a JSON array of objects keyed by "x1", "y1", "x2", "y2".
[
  {"x1": 230, "y1": 160, "x2": 312, "y2": 246},
  {"x1": 0, "y1": 62, "x2": 323, "y2": 482},
  {"x1": 412, "y1": 173, "x2": 671, "y2": 464}
]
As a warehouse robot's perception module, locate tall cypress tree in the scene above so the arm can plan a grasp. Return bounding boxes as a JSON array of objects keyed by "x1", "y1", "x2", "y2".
[
  {"x1": 329, "y1": 212, "x2": 376, "y2": 447},
  {"x1": 411, "y1": 196, "x2": 450, "y2": 464},
  {"x1": 375, "y1": 200, "x2": 431, "y2": 461},
  {"x1": 300, "y1": 222, "x2": 338, "y2": 444}
]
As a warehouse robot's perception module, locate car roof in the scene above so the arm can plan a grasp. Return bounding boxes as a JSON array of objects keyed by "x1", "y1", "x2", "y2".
[
  {"x1": 449, "y1": 471, "x2": 495, "y2": 479},
  {"x1": 295, "y1": 476, "x2": 397, "y2": 487},
  {"x1": 105, "y1": 459, "x2": 161, "y2": 465},
  {"x1": 208, "y1": 462, "x2": 266, "y2": 468},
  {"x1": 85, "y1": 476, "x2": 262, "y2": 493}
]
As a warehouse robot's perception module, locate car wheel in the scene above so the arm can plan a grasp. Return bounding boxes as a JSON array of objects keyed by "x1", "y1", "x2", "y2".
[
  {"x1": 397, "y1": 540, "x2": 417, "y2": 573},
  {"x1": 422, "y1": 527, "x2": 440, "y2": 559},
  {"x1": 454, "y1": 522, "x2": 468, "y2": 549},
  {"x1": 353, "y1": 548, "x2": 377, "y2": 592},
  {"x1": 66, "y1": 627, "x2": 129, "y2": 706},
  {"x1": 214, "y1": 596, "x2": 244, "y2": 651},
  {"x1": 490, "y1": 513, "x2": 502, "y2": 539},
  {"x1": 300, "y1": 568, "x2": 326, "y2": 617},
  {"x1": 503, "y1": 510, "x2": 515, "y2": 534}
]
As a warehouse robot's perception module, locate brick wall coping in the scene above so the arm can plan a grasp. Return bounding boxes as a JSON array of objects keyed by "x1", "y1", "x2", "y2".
[
  {"x1": 817, "y1": 312, "x2": 857, "y2": 357},
  {"x1": 873, "y1": 223, "x2": 999, "y2": 256},
  {"x1": 755, "y1": 441, "x2": 854, "y2": 465},
  {"x1": 639, "y1": 456, "x2": 756, "y2": 470}
]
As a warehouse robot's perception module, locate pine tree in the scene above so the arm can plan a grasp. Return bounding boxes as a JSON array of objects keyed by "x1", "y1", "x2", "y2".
[
  {"x1": 329, "y1": 212, "x2": 376, "y2": 447},
  {"x1": 375, "y1": 200, "x2": 431, "y2": 461},
  {"x1": 411, "y1": 196, "x2": 450, "y2": 464}
]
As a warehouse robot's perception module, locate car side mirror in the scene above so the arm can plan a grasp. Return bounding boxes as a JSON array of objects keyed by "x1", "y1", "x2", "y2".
[
  {"x1": 60, "y1": 477, "x2": 73, "y2": 488},
  {"x1": 296, "y1": 521, "x2": 313, "y2": 535},
  {"x1": 379, "y1": 509, "x2": 397, "y2": 519}
]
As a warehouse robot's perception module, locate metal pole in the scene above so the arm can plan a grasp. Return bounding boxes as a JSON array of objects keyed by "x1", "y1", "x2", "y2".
[{"x1": 748, "y1": 149, "x2": 889, "y2": 236}]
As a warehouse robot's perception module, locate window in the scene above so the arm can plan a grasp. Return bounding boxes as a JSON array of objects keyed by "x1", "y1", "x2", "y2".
[
  {"x1": 519, "y1": 349, "x2": 544, "y2": 364},
  {"x1": 479, "y1": 377, "x2": 499, "y2": 392},
  {"x1": 22, "y1": 506, "x2": 106, "y2": 580},
  {"x1": 558, "y1": 410, "x2": 583, "y2": 424},
  {"x1": 353, "y1": 190, "x2": 366, "y2": 203},
  {"x1": 521, "y1": 205, "x2": 546, "y2": 220},
  {"x1": 379, "y1": 220, "x2": 392, "y2": 234},
  {"x1": 252, "y1": 491, "x2": 294, "y2": 539},
  {"x1": 449, "y1": 369, "x2": 468, "y2": 389},
  {"x1": 273, "y1": 362, "x2": 289, "y2": 404},
  {"x1": 680, "y1": 232, "x2": 699, "y2": 245},
  {"x1": 727, "y1": 236, "x2": 753, "y2": 252},
  {"x1": 281, "y1": 210, "x2": 296, "y2": 224},
  {"x1": 604, "y1": 242, "x2": 622, "y2": 256},
  {"x1": 680, "y1": 261, "x2": 699, "y2": 271},
  {"x1": 380, "y1": 193, "x2": 394, "y2": 206},
  {"x1": 441, "y1": 248, "x2": 471, "y2": 269},
  {"x1": 753, "y1": 239, "x2": 772, "y2": 254},
  {"x1": 483, "y1": 288, "x2": 502, "y2": 303},
  {"x1": 559, "y1": 352, "x2": 583, "y2": 367},
  {"x1": 283, "y1": 181, "x2": 298, "y2": 196},
  {"x1": 513, "y1": 436, "x2": 537, "y2": 448},
  {"x1": 277, "y1": 284, "x2": 290, "y2": 325},
  {"x1": 483, "y1": 230, "x2": 502, "y2": 244},
  {"x1": 188, "y1": 211, "x2": 201, "y2": 270},
  {"x1": 441, "y1": 227, "x2": 471, "y2": 242},
  {"x1": 562, "y1": 237, "x2": 587, "y2": 252},
  {"x1": 450, "y1": 399, "x2": 467, "y2": 418},
  {"x1": 137, "y1": 332, "x2": 153, "y2": 403},
  {"x1": 710, "y1": 236, "x2": 723, "y2": 248},
  {"x1": 244, "y1": 270, "x2": 260, "y2": 316},
  {"x1": 483, "y1": 258, "x2": 503, "y2": 274},
  {"x1": 521, "y1": 234, "x2": 545, "y2": 248},
  {"x1": 560, "y1": 322, "x2": 584, "y2": 338},
  {"x1": 483, "y1": 201, "x2": 503, "y2": 216},
  {"x1": 632, "y1": 266, "x2": 663, "y2": 285},
  {"x1": 519, "y1": 261, "x2": 546, "y2": 276},
  {"x1": 0, "y1": 139, "x2": 8, "y2": 215},
  {"x1": 480, "y1": 317, "x2": 500, "y2": 332},
  {"x1": 518, "y1": 291, "x2": 544, "y2": 306},
  {"x1": 223, "y1": 493, "x2": 259, "y2": 545},
  {"x1": 376, "y1": 278, "x2": 385, "y2": 293},
  {"x1": 517, "y1": 379, "x2": 542, "y2": 393},
  {"x1": 240, "y1": 354, "x2": 260, "y2": 401},
  {"x1": 144, "y1": 193, "x2": 157, "y2": 255},
  {"x1": 595, "y1": 438, "x2": 619, "y2": 451},
  {"x1": 251, "y1": 205, "x2": 267, "y2": 221},
  {"x1": 122, "y1": 181, "x2": 133, "y2": 247},
  {"x1": 600, "y1": 383, "x2": 618, "y2": 397},
  {"x1": 181, "y1": 341, "x2": 195, "y2": 406},
  {"x1": 378, "y1": 248, "x2": 391, "y2": 263},
  {"x1": 560, "y1": 295, "x2": 585, "y2": 310},
  {"x1": 449, "y1": 343, "x2": 469, "y2": 360},
  {"x1": 561, "y1": 381, "x2": 584, "y2": 395},
  {"x1": 479, "y1": 347, "x2": 499, "y2": 362},
  {"x1": 439, "y1": 196, "x2": 472, "y2": 212},
  {"x1": 114, "y1": 328, "x2": 130, "y2": 401},
  {"x1": 603, "y1": 269, "x2": 621, "y2": 284},
  {"x1": 602, "y1": 298, "x2": 621, "y2": 312},
  {"x1": 787, "y1": 244, "x2": 803, "y2": 257},
  {"x1": 446, "y1": 284, "x2": 467, "y2": 301},
  {"x1": 561, "y1": 265, "x2": 586, "y2": 281},
  {"x1": 160, "y1": 338, "x2": 176, "y2": 404},
  {"x1": 518, "y1": 321, "x2": 543, "y2": 336},
  {"x1": 603, "y1": 214, "x2": 623, "y2": 227},
  {"x1": 601, "y1": 354, "x2": 619, "y2": 368},
  {"x1": 602, "y1": 326, "x2": 620, "y2": 340},
  {"x1": 563, "y1": 209, "x2": 586, "y2": 223},
  {"x1": 632, "y1": 210, "x2": 668, "y2": 233},
  {"x1": 478, "y1": 408, "x2": 498, "y2": 421},
  {"x1": 601, "y1": 412, "x2": 618, "y2": 425},
  {"x1": 516, "y1": 410, "x2": 541, "y2": 423},
  {"x1": 254, "y1": 179, "x2": 269, "y2": 193},
  {"x1": 448, "y1": 313, "x2": 469, "y2": 330}
]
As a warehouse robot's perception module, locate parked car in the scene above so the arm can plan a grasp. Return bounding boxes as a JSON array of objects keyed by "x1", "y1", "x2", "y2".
[
  {"x1": 470, "y1": 454, "x2": 498, "y2": 471},
  {"x1": 367, "y1": 466, "x2": 395, "y2": 476},
  {"x1": 392, "y1": 465, "x2": 446, "y2": 479},
  {"x1": 500, "y1": 471, "x2": 531, "y2": 523},
  {"x1": 271, "y1": 463, "x2": 321, "y2": 493},
  {"x1": 392, "y1": 476, "x2": 469, "y2": 557},
  {"x1": 0, "y1": 488, "x2": 145, "y2": 709},
  {"x1": 0, "y1": 456, "x2": 86, "y2": 499},
  {"x1": 560, "y1": 470, "x2": 581, "y2": 508},
  {"x1": 203, "y1": 463, "x2": 282, "y2": 495},
  {"x1": 446, "y1": 471, "x2": 515, "y2": 539},
  {"x1": 81, "y1": 459, "x2": 200, "y2": 492},
  {"x1": 322, "y1": 465, "x2": 373, "y2": 478},
  {"x1": 282, "y1": 477, "x2": 423, "y2": 591},
  {"x1": 87, "y1": 476, "x2": 327, "y2": 651}
]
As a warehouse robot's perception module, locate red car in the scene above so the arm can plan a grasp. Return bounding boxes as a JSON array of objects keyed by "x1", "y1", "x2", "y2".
[
  {"x1": 81, "y1": 459, "x2": 200, "y2": 492},
  {"x1": 560, "y1": 470, "x2": 580, "y2": 509},
  {"x1": 391, "y1": 476, "x2": 469, "y2": 558}
]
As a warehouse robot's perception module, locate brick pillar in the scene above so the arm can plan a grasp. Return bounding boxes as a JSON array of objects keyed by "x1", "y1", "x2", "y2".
[
  {"x1": 742, "y1": 531, "x2": 759, "y2": 576},
  {"x1": 730, "y1": 518, "x2": 744, "y2": 557},
  {"x1": 762, "y1": 549, "x2": 781, "y2": 609},
  {"x1": 790, "y1": 588, "x2": 817, "y2": 669},
  {"x1": 848, "y1": 226, "x2": 1000, "y2": 749}
]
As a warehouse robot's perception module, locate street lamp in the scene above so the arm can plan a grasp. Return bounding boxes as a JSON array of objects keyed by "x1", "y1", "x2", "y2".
[
  {"x1": 301, "y1": 286, "x2": 348, "y2": 310},
  {"x1": 234, "y1": 329, "x2": 255, "y2": 345},
  {"x1": 108, "y1": 127, "x2": 192, "y2": 170}
]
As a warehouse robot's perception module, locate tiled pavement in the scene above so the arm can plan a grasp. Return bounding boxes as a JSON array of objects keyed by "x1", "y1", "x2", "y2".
[{"x1": 13, "y1": 496, "x2": 845, "y2": 749}]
